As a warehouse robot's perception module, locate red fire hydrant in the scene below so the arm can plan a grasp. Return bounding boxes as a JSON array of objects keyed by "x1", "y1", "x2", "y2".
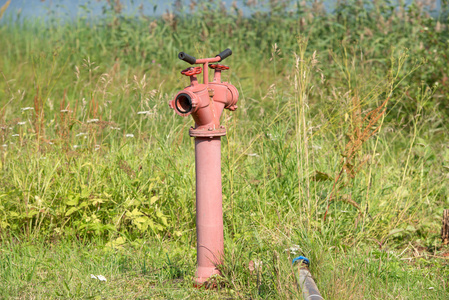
[{"x1": 169, "y1": 49, "x2": 238, "y2": 284}]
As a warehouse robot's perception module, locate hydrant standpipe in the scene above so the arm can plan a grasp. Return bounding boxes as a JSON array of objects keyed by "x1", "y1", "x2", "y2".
[{"x1": 169, "y1": 49, "x2": 238, "y2": 284}]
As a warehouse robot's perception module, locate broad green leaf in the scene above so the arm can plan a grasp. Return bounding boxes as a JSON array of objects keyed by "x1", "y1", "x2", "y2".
[
  {"x1": 79, "y1": 201, "x2": 89, "y2": 208},
  {"x1": 132, "y1": 208, "x2": 143, "y2": 216},
  {"x1": 65, "y1": 207, "x2": 79, "y2": 216},
  {"x1": 9, "y1": 211, "x2": 19, "y2": 217},
  {"x1": 65, "y1": 196, "x2": 79, "y2": 206},
  {"x1": 388, "y1": 228, "x2": 404, "y2": 237},
  {"x1": 26, "y1": 210, "x2": 39, "y2": 218},
  {"x1": 150, "y1": 196, "x2": 158, "y2": 204},
  {"x1": 311, "y1": 170, "x2": 333, "y2": 182},
  {"x1": 135, "y1": 216, "x2": 147, "y2": 223}
]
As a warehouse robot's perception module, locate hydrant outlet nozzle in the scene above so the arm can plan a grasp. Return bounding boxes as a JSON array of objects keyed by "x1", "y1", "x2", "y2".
[{"x1": 175, "y1": 93, "x2": 193, "y2": 114}]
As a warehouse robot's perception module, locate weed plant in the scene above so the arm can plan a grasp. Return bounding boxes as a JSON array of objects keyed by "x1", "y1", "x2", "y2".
[{"x1": 0, "y1": 0, "x2": 448, "y2": 298}]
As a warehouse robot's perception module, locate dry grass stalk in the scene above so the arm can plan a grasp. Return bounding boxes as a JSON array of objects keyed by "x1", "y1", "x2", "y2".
[
  {"x1": 33, "y1": 86, "x2": 45, "y2": 148},
  {"x1": 323, "y1": 96, "x2": 390, "y2": 221},
  {"x1": 59, "y1": 90, "x2": 68, "y2": 140},
  {"x1": 119, "y1": 160, "x2": 136, "y2": 178},
  {"x1": 442, "y1": 209, "x2": 449, "y2": 245}
]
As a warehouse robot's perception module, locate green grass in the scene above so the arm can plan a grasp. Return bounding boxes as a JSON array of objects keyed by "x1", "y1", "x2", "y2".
[
  {"x1": 0, "y1": 230, "x2": 447, "y2": 298},
  {"x1": 0, "y1": 0, "x2": 449, "y2": 298}
]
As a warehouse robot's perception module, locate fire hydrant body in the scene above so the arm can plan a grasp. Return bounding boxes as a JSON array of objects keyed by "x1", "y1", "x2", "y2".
[{"x1": 169, "y1": 49, "x2": 238, "y2": 284}]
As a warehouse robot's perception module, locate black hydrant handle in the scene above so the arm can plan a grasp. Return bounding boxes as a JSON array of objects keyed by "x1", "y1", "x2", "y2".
[
  {"x1": 178, "y1": 52, "x2": 197, "y2": 65},
  {"x1": 216, "y1": 48, "x2": 232, "y2": 62},
  {"x1": 178, "y1": 49, "x2": 233, "y2": 64}
]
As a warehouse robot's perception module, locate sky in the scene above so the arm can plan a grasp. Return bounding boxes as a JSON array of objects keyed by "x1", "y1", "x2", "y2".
[
  {"x1": 2, "y1": 0, "x2": 247, "y2": 20},
  {"x1": 0, "y1": 0, "x2": 444, "y2": 22}
]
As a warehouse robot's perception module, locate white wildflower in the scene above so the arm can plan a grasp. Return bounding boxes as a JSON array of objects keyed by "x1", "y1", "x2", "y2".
[
  {"x1": 2, "y1": 144, "x2": 7, "y2": 148},
  {"x1": 73, "y1": 145, "x2": 81, "y2": 149},
  {"x1": 12, "y1": 134, "x2": 19, "y2": 137},
  {"x1": 125, "y1": 134, "x2": 134, "y2": 138},
  {"x1": 246, "y1": 153, "x2": 259, "y2": 157},
  {"x1": 48, "y1": 98, "x2": 54, "y2": 111},
  {"x1": 90, "y1": 274, "x2": 107, "y2": 281},
  {"x1": 35, "y1": 195, "x2": 43, "y2": 206},
  {"x1": 87, "y1": 119, "x2": 99, "y2": 123},
  {"x1": 266, "y1": 133, "x2": 278, "y2": 140},
  {"x1": 110, "y1": 126, "x2": 121, "y2": 130},
  {"x1": 284, "y1": 245, "x2": 301, "y2": 255}
]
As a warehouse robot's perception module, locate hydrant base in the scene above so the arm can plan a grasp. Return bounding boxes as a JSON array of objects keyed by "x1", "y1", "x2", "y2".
[{"x1": 195, "y1": 266, "x2": 221, "y2": 285}]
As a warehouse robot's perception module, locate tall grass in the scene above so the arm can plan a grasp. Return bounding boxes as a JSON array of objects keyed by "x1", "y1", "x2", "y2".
[{"x1": 0, "y1": 0, "x2": 448, "y2": 298}]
